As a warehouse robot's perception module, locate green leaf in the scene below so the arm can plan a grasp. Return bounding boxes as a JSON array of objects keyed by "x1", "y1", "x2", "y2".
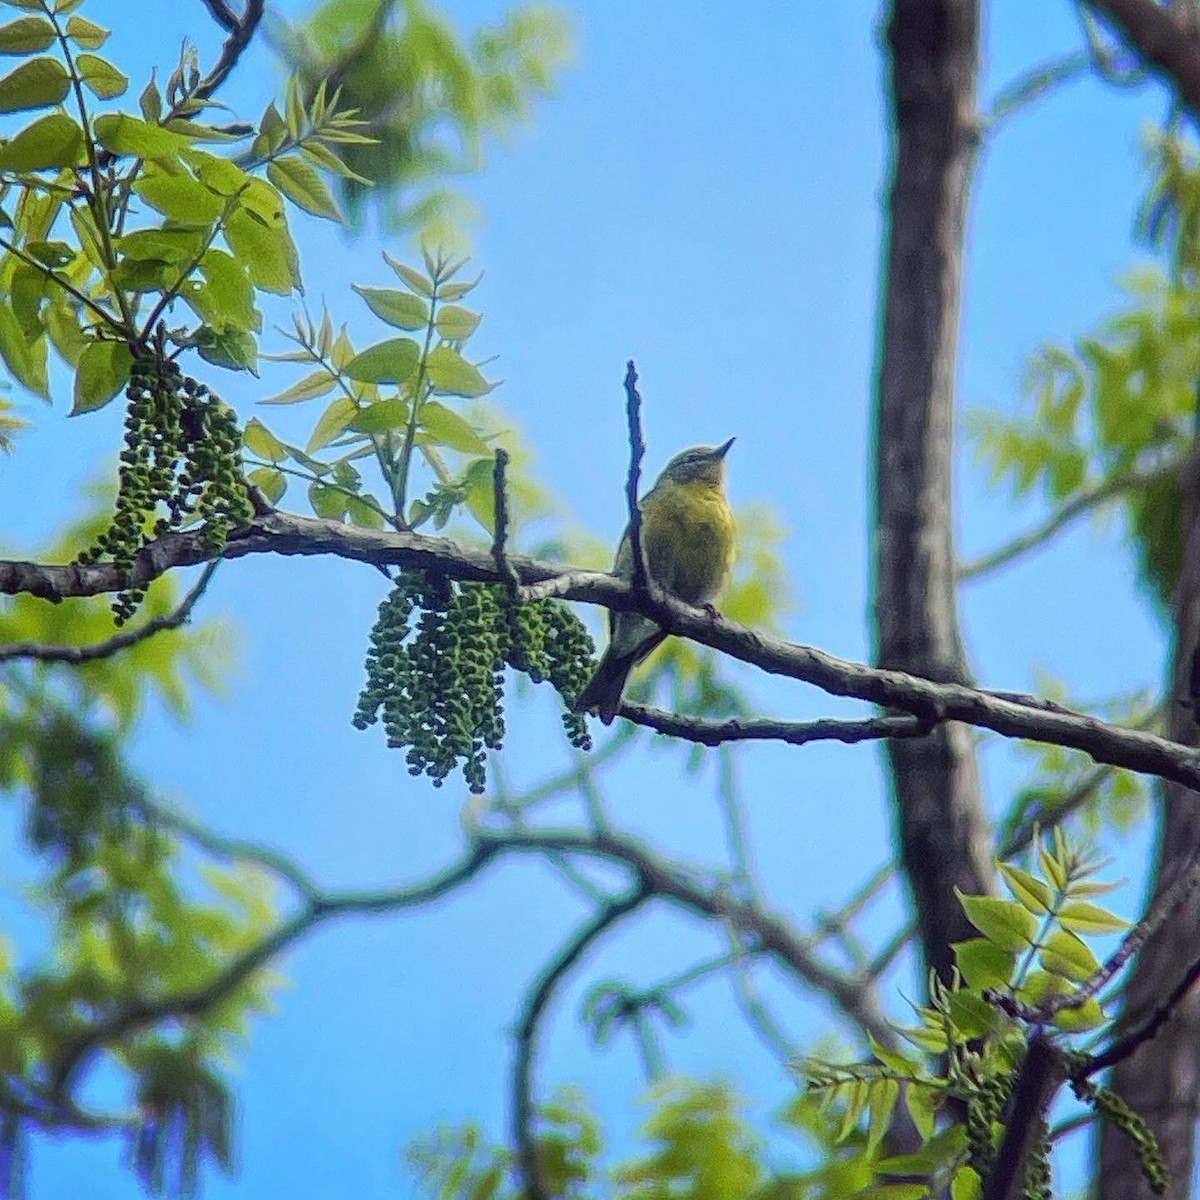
[
  {"x1": 951, "y1": 1165, "x2": 983, "y2": 1200},
  {"x1": 384, "y1": 252, "x2": 433, "y2": 296},
  {"x1": 181, "y1": 248, "x2": 259, "y2": 334},
  {"x1": 1052, "y1": 997, "x2": 1106, "y2": 1032},
  {"x1": 835, "y1": 1078, "x2": 869, "y2": 1144},
  {"x1": 956, "y1": 891, "x2": 1038, "y2": 952},
  {"x1": 952, "y1": 938, "x2": 1016, "y2": 990},
  {"x1": 866, "y1": 1078, "x2": 899, "y2": 1157},
  {"x1": 867, "y1": 1035, "x2": 918, "y2": 1078},
  {"x1": 138, "y1": 75, "x2": 161, "y2": 122},
  {"x1": 1057, "y1": 900, "x2": 1128, "y2": 935},
  {"x1": 998, "y1": 863, "x2": 1053, "y2": 914},
  {"x1": 118, "y1": 225, "x2": 209, "y2": 264},
  {"x1": 345, "y1": 494, "x2": 385, "y2": 528},
  {"x1": 418, "y1": 399, "x2": 490, "y2": 454},
  {"x1": 44, "y1": 290, "x2": 87, "y2": 365},
  {"x1": 247, "y1": 465, "x2": 286, "y2": 504},
  {"x1": 344, "y1": 337, "x2": 421, "y2": 385},
  {"x1": 435, "y1": 304, "x2": 481, "y2": 340},
  {"x1": 25, "y1": 238, "x2": 72, "y2": 267},
  {"x1": 0, "y1": 16, "x2": 55, "y2": 53},
  {"x1": 186, "y1": 148, "x2": 250, "y2": 198},
  {"x1": 243, "y1": 417, "x2": 287, "y2": 461},
  {"x1": 945, "y1": 989, "x2": 995, "y2": 1039},
  {"x1": 0, "y1": 111, "x2": 83, "y2": 169},
  {"x1": 1038, "y1": 835, "x2": 1068, "y2": 891},
  {"x1": 352, "y1": 285, "x2": 429, "y2": 330},
  {"x1": 259, "y1": 370, "x2": 335, "y2": 406},
  {"x1": 1039, "y1": 929, "x2": 1101, "y2": 983},
  {"x1": 0, "y1": 56, "x2": 69, "y2": 112},
  {"x1": 70, "y1": 339, "x2": 132, "y2": 414},
  {"x1": 224, "y1": 206, "x2": 300, "y2": 296},
  {"x1": 904, "y1": 1082, "x2": 937, "y2": 1141},
  {"x1": 266, "y1": 154, "x2": 343, "y2": 222},
  {"x1": 308, "y1": 481, "x2": 347, "y2": 520},
  {"x1": 425, "y1": 345, "x2": 492, "y2": 398},
  {"x1": 306, "y1": 395, "x2": 358, "y2": 453},
  {"x1": 75, "y1": 53, "x2": 127, "y2": 99},
  {"x1": 64, "y1": 14, "x2": 109, "y2": 48},
  {"x1": 94, "y1": 112, "x2": 192, "y2": 160},
  {"x1": 195, "y1": 324, "x2": 258, "y2": 373},
  {"x1": 132, "y1": 166, "x2": 224, "y2": 225},
  {"x1": 350, "y1": 396, "x2": 408, "y2": 433},
  {"x1": 0, "y1": 302, "x2": 46, "y2": 398}
]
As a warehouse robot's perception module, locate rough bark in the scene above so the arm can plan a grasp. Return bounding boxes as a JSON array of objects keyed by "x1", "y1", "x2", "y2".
[
  {"x1": 874, "y1": 0, "x2": 992, "y2": 983},
  {"x1": 1099, "y1": 453, "x2": 1200, "y2": 1199}
]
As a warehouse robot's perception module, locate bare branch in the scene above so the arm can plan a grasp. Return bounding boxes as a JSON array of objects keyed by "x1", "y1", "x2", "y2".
[
  {"x1": 1087, "y1": 952, "x2": 1200, "y2": 1075},
  {"x1": 7, "y1": 512, "x2": 1200, "y2": 793},
  {"x1": 513, "y1": 891, "x2": 649, "y2": 1200},
  {"x1": 50, "y1": 839, "x2": 502, "y2": 1100},
  {"x1": 0, "y1": 562, "x2": 218, "y2": 665},
  {"x1": 984, "y1": 1036, "x2": 1064, "y2": 1200},
  {"x1": 134, "y1": 793, "x2": 323, "y2": 901},
  {"x1": 958, "y1": 460, "x2": 1181, "y2": 582},
  {"x1": 984, "y1": 49, "x2": 1093, "y2": 130},
  {"x1": 619, "y1": 703, "x2": 934, "y2": 748},
  {"x1": 491, "y1": 448, "x2": 520, "y2": 593},
  {"x1": 623, "y1": 360, "x2": 648, "y2": 592},
  {"x1": 193, "y1": 0, "x2": 265, "y2": 103},
  {"x1": 1085, "y1": 0, "x2": 1200, "y2": 117}
]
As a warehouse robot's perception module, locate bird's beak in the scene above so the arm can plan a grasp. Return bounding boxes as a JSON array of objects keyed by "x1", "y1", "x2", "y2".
[{"x1": 715, "y1": 437, "x2": 735, "y2": 459}]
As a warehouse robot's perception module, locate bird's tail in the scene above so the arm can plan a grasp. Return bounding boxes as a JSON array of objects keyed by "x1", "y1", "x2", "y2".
[{"x1": 573, "y1": 632, "x2": 665, "y2": 725}]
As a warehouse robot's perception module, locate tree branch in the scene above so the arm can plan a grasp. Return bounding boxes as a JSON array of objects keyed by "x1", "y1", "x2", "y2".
[
  {"x1": 192, "y1": 0, "x2": 265, "y2": 103},
  {"x1": 0, "y1": 562, "x2": 218, "y2": 665},
  {"x1": 7, "y1": 513, "x2": 1200, "y2": 793},
  {"x1": 958, "y1": 459, "x2": 1181, "y2": 582},
  {"x1": 1085, "y1": 0, "x2": 1200, "y2": 116},
  {"x1": 513, "y1": 890, "x2": 649, "y2": 1200},
  {"x1": 623, "y1": 360, "x2": 648, "y2": 591},
  {"x1": 618, "y1": 704, "x2": 934, "y2": 747}
]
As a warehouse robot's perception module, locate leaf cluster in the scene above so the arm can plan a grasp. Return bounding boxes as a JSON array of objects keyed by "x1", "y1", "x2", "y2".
[
  {"x1": 275, "y1": 0, "x2": 571, "y2": 231},
  {"x1": 797, "y1": 831, "x2": 1154, "y2": 1199},
  {"x1": 250, "y1": 248, "x2": 501, "y2": 532}
]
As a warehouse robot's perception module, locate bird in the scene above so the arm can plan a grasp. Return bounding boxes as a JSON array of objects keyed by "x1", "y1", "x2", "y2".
[{"x1": 574, "y1": 438, "x2": 736, "y2": 724}]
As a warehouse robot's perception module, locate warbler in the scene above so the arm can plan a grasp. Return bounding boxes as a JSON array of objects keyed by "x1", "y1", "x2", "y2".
[{"x1": 574, "y1": 438, "x2": 736, "y2": 723}]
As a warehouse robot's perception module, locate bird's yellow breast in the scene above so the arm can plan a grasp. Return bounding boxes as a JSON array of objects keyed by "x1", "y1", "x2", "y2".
[{"x1": 642, "y1": 478, "x2": 735, "y2": 605}]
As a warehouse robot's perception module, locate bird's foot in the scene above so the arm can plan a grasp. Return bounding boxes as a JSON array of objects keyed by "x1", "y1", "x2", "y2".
[{"x1": 702, "y1": 602, "x2": 722, "y2": 619}]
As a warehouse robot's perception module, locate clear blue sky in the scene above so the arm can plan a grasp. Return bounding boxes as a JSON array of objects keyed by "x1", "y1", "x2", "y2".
[{"x1": 0, "y1": 2, "x2": 1176, "y2": 1195}]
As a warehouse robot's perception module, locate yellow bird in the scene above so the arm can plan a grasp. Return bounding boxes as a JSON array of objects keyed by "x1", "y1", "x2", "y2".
[{"x1": 574, "y1": 438, "x2": 736, "y2": 723}]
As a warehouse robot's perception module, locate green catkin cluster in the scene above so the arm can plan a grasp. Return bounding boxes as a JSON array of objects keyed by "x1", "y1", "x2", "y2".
[
  {"x1": 966, "y1": 1072, "x2": 1013, "y2": 1180},
  {"x1": 1023, "y1": 1117, "x2": 1052, "y2": 1200},
  {"x1": 76, "y1": 354, "x2": 254, "y2": 624},
  {"x1": 1072, "y1": 1078, "x2": 1168, "y2": 1195},
  {"x1": 354, "y1": 572, "x2": 595, "y2": 793}
]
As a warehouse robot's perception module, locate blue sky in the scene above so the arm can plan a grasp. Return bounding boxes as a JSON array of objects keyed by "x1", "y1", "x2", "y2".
[{"x1": 0, "y1": 1, "x2": 1180, "y2": 1195}]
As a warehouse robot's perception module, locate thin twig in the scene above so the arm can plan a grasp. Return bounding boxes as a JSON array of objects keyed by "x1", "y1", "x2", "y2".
[
  {"x1": 192, "y1": 0, "x2": 265, "y2": 103},
  {"x1": 1085, "y1": 952, "x2": 1200, "y2": 1075},
  {"x1": 620, "y1": 704, "x2": 934, "y2": 747},
  {"x1": 623, "y1": 361, "x2": 648, "y2": 591},
  {"x1": 984, "y1": 49, "x2": 1094, "y2": 130},
  {"x1": 958, "y1": 459, "x2": 1182, "y2": 582},
  {"x1": 513, "y1": 890, "x2": 649, "y2": 1200},
  {"x1": 491, "y1": 448, "x2": 520, "y2": 593},
  {"x1": 1035, "y1": 850, "x2": 1200, "y2": 1019},
  {"x1": 133, "y1": 792, "x2": 322, "y2": 901},
  {"x1": 0, "y1": 562, "x2": 218, "y2": 664}
]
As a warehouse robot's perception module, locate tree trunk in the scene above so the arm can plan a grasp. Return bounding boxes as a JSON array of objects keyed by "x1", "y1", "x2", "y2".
[
  {"x1": 1099, "y1": 454, "x2": 1200, "y2": 1199},
  {"x1": 874, "y1": 0, "x2": 993, "y2": 984}
]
